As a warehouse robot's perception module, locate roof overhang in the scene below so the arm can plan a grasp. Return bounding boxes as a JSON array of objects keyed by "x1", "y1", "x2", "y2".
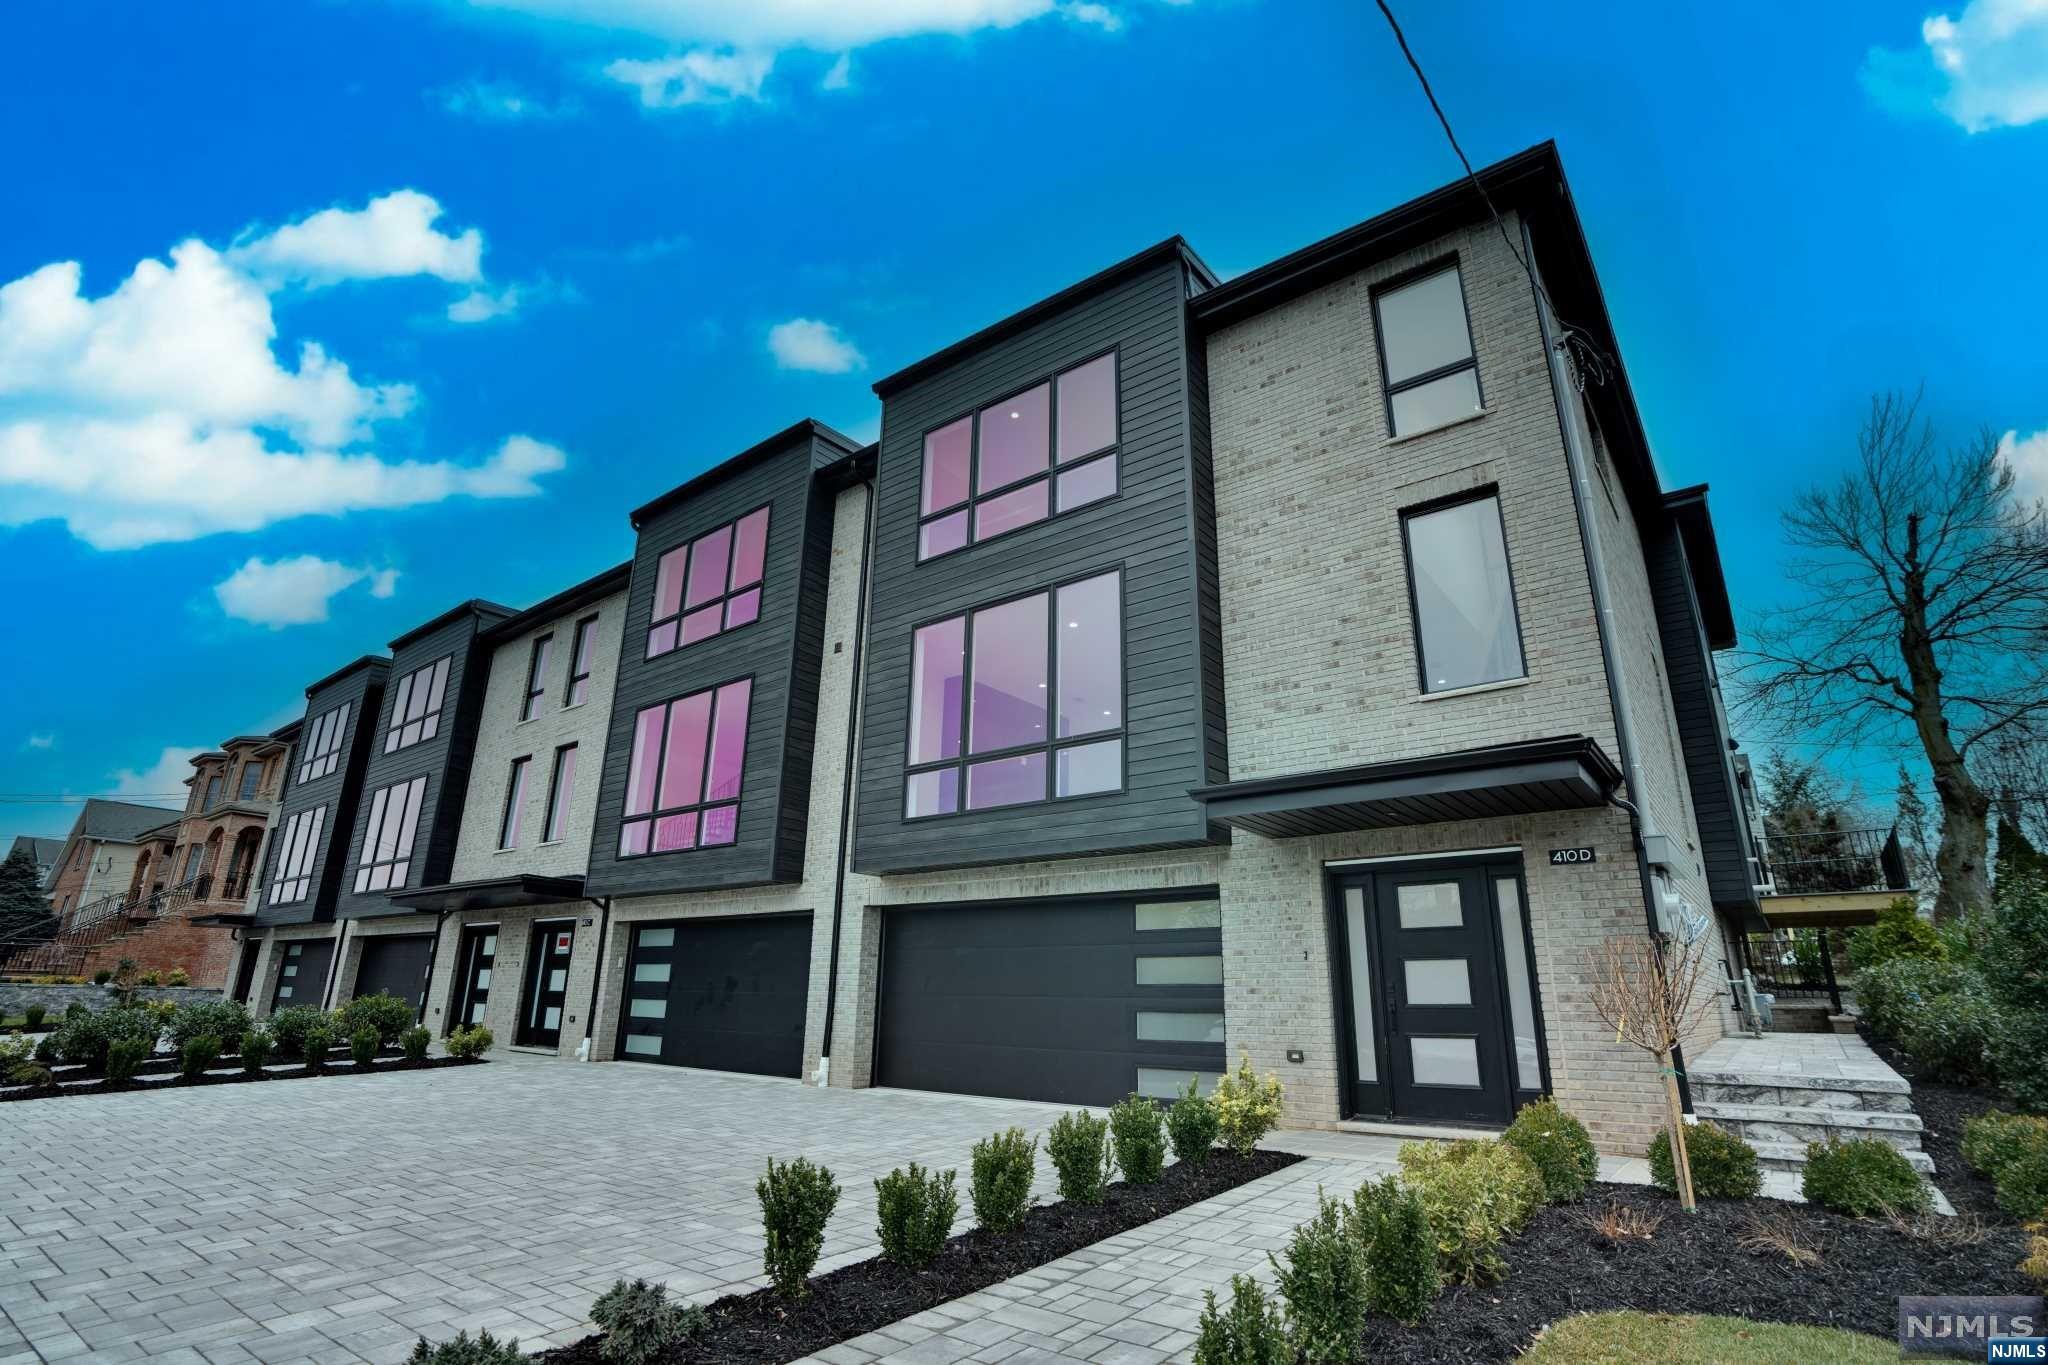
[
  {"x1": 388, "y1": 874, "x2": 588, "y2": 914},
  {"x1": 1190, "y1": 736, "x2": 1623, "y2": 839},
  {"x1": 189, "y1": 913, "x2": 256, "y2": 929}
]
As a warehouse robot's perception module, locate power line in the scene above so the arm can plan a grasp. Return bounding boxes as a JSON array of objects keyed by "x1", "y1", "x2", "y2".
[{"x1": 0, "y1": 794, "x2": 187, "y2": 804}]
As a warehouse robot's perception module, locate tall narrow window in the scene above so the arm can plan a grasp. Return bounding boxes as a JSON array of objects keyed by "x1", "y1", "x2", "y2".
[
  {"x1": 268, "y1": 806, "x2": 326, "y2": 905},
  {"x1": 202, "y1": 775, "x2": 223, "y2": 811},
  {"x1": 354, "y1": 776, "x2": 427, "y2": 892},
  {"x1": 617, "y1": 678, "x2": 752, "y2": 856},
  {"x1": 298, "y1": 702, "x2": 351, "y2": 783},
  {"x1": 566, "y1": 615, "x2": 599, "y2": 707},
  {"x1": 543, "y1": 744, "x2": 577, "y2": 843},
  {"x1": 903, "y1": 570, "x2": 1123, "y2": 817},
  {"x1": 237, "y1": 759, "x2": 264, "y2": 801},
  {"x1": 1402, "y1": 492, "x2": 1525, "y2": 693},
  {"x1": 181, "y1": 844, "x2": 205, "y2": 883},
  {"x1": 646, "y1": 507, "x2": 770, "y2": 658},
  {"x1": 384, "y1": 657, "x2": 452, "y2": 752},
  {"x1": 521, "y1": 635, "x2": 553, "y2": 721},
  {"x1": 1373, "y1": 262, "x2": 1483, "y2": 437},
  {"x1": 917, "y1": 353, "x2": 1119, "y2": 561},
  {"x1": 499, "y1": 757, "x2": 531, "y2": 850}
]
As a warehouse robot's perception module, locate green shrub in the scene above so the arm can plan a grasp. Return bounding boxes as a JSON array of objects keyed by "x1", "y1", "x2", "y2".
[
  {"x1": 166, "y1": 1000, "x2": 251, "y2": 1056},
  {"x1": 165, "y1": 969, "x2": 189, "y2": 987},
  {"x1": 1846, "y1": 900, "x2": 1946, "y2": 974},
  {"x1": 23, "y1": 1004, "x2": 45, "y2": 1031},
  {"x1": 1647, "y1": 1122, "x2": 1761, "y2": 1200},
  {"x1": 180, "y1": 1035, "x2": 221, "y2": 1079},
  {"x1": 757, "y1": 1156, "x2": 839, "y2": 1299},
  {"x1": 336, "y1": 991, "x2": 415, "y2": 1045},
  {"x1": 50, "y1": 1005, "x2": 159, "y2": 1072},
  {"x1": 1962, "y1": 1113, "x2": 2048, "y2": 1219},
  {"x1": 349, "y1": 1025, "x2": 379, "y2": 1067},
  {"x1": 1503, "y1": 1098, "x2": 1599, "y2": 1203},
  {"x1": 104, "y1": 1036, "x2": 150, "y2": 1083},
  {"x1": 589, "y1": 1278, "x2": 705, "y2": 1364},
  {"x1": 1801, "y1": 1137, "x2": 1930, "y2": 1216},
  {"x1": 1194, "y1": 1275, "x2": 1290, "y2": 1365},
  {"x1": 239, "y1": 1030, "x2": 273, "y2": 1073},
  {"x1": 1984, "y1": 875, "x2": 2048, "y2": 1111},
  {"x1": 1213, "y1": 1053, "x2": 1284, "y2": 1158},
  {"x1": 874, "y1": 1162, "x2": 958, "y2": 1268},
  {"x1": 1108, "y1": 1094, "x2": 1168, "y2": 1185},
  {"x1": 1397, "y1": 1139, "x2": 1543, "y2": 1285},
  {"x1": 446, "y1": 1025, "x2": 494, "y2": 1060},
  {"x1": 267, "y1": 1004, "x2": 329, "y2": 1060},
  {"x1": 1047, "y1": 1110, "x2": 1116, "y2": 1204},
  {"x1": 1168, "y1": 1078, "x2": 1221, "y2": 1167},
  {"x1": 91, "y1": 969, "x2": 112, "y2": 986},
  {"x1": 403, "y1": 1329, "x2": 526, "y2": 1364},
  {"x1": 1348, "y1": 1176, "x2": 1439, "y2": 1324},
  {"x1": 1268, "y1": 1191, "x2": 1365, "y2": 1363},
  {"x1": 7, "y1": 1062, "x2": 52, "y2": 1089},
  {"x1": 970, "y1": 1127, "x2": 1037, "y2": 1233},
  {"x1": 300, "y1": 1022, "x2": 334, "y2": 1071},
  {"x1": 401, "y1": 1026, "x2": 432, "y2": 1062},
  {"x1": 1855, "y1": 956, "x2": 2001, "y2": 1086},
  {"x1": 137, "y1": 970, "x2": 160, "y2": 987}
]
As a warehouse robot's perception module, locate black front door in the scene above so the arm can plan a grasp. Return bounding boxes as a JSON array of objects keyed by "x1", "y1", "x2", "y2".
[
  {"x1": 450, "y1": 925, "x2": 498, "y2": 1034},
  {"x1": 230, "y1": 938, "x2": 261, "y2": 1004},
  {"x1": 516, "y1": 920, "x2": 574, "y2": 1048},
  {"x1": 1333, "y1": 859, "x2": 1531, "y2": 1126}
]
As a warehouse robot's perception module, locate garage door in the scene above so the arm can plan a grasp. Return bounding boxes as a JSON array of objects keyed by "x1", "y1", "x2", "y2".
[
  {"x1": 618, "y1": 914, "x2": 812, "y2": 1076},
  {"x1": 354, "y1": 934, "x2": 434, "y2": 1013},
  {"x1": 877, "y1": 894, "x2": 1226, "y2": 1107},
  {"x1": 270, "y1": 938, "x2": 335, "y2": 1012}
]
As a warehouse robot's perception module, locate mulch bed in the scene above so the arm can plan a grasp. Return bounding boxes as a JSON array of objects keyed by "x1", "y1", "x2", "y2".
[
  {"x1": 539, "y1": 1149, "x2": 1303, "y2": 1365},
  {"x1": 1857, "y1": 1021, "x2": 2027, "y2": 1220},
  {"x1": 0, "y1": 1055, "x2": 483, "y2": 1102},
  {"x1": 1359, "y1": 1183, "x2": 2036, "y2": 1365}
]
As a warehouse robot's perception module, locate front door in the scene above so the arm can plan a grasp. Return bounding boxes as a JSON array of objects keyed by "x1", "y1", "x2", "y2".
[
  {"x1": 1333, "y1": 858, "x2": 1535, "y2": 1126},
  {"x1": 230, "y1": 938, "x2": 261, "y2": 1003},
  {"x1": 450, "y1": 925, "x2": 498, "y2": 1034},
  {"x1": 516, "y1": 920, "x2": 574, "y2": 1048}
]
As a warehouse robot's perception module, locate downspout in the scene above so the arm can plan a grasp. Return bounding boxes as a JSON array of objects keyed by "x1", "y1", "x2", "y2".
[
  {"x1": 817, "y1": 474, "x2": 876, "y2": 1083},
  {"x1": 1525, "y1": 220, "x2": 1692, "y2": 1115},
  {"x1": 414, "y1": 909, "x2": 450, "y2": 1026},
  {"x1": 580, "y1": 895, "x2": 612, "y2": 1061}
]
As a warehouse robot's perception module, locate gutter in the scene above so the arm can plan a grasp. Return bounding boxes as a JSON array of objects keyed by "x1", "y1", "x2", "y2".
[{"x1": 817, "y1": 474, "x2": 876, "y2": 1082}]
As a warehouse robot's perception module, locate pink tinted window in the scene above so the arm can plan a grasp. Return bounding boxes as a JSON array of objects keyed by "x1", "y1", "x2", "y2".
[
  {"x1": 904, "y1": 768, "x2": 959, "y2": 819},
  {"x1": 616, "y1": 677, "x2": 752, "y2": 858},
  {"x1": 646, "y1": 621, "x2": 677, "y2": 658},
  {"x1": 1056, "y1": 572, "x2": 1121, "y2": 737},
  {"x1": 680, "y1": 604, "x2": 722, "y2": 645},
  {"x1": 619, "y1": 821, "x2": 650, "y2": 857},
  {"x1": 976, "y1": 383, "x2": 1049, "y2": 493},
  {"x1": 922, "y1": 417, "x2": 971, "y2": 515},
  {"x1": 544, "y1": 745, "x2": 577, "y2": 842},
  {"x1": 625, "y1": 706, "x2": 664, "y2": 816},
  {"x1": 969, "y1": 593, "x2": 1048, "y2": 753},
  {"x1": 706, "y1": 679, "x2": 751, "y2": 801},
  {"x1": 700, "y1": 805, "x2": 739, "y2": 846},
  {"x1": 1056, "y1": 455, "x2": 1116, "y2": 512},
  {"x1": 1056, "y1": 353, "x2": 1117, "y2": 462},
  {"x1": 730, "y1": 508, "x2": 770, "y2": 589},
  {"x1": 647, "y1": 507, "x2": 771, "y2": 656},
  {"x1": 685, "y1": 526, "x2": 731, "y2": 608},
  {"x1": 652, "y1": 812, "x2": 698, "y2": 852},
  {"x1": 653, "y1": 546, "x2": 686, "y2": 622},
  {"x1": 919, "y1": 510, "x2": 970, "y2": 560},
  {"x1": 658, "y1": 691, "x2": 713, "y2": 810},
  {"x1": 967, "y1": 753, "x2": 1046, "y2": 810},
  {"x1": 908, "y1": 617, "x2": 965, "y2": 765},
  {"x1": 724, "y1": 588, "x2": 761, "y2": 630},
  {"x1": 973, "y1": 480, "x2": 1048, "y2": 541},
  {"x1": 568, "y1": 616, "x2": 598, "y2": 707}
]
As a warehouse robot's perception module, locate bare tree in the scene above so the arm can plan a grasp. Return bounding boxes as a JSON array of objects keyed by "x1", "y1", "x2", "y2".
[
  {"x1": 1585, "y1": 932, "x2": 1722, "y2": 1213},
  {"x1": 1740, "y1": 392, "x2": 2048, "y2": 920},
  {"x1": 1980, "y1": 722, "x2": 2048, "y2": 847}
]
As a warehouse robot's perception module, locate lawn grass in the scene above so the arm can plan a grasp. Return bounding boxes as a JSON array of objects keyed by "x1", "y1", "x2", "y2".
[{"x1": 1521, "y1": 1311, "x2": 1897, "y2": 1363}]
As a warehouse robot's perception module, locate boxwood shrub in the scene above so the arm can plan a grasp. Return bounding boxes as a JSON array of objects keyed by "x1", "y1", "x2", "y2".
[
  {"x1": 1397, "y1": 1138, "x2": 1543, "y2": 1285},
  {"x1": 1801, "y1": 1136, "x2": 1930, "y2": 1216},
  {"x1": 1647, "y1": 1122, "x2": 1762, "y2": 1200},
  {"x1": 969, "y1": 1127, "x2": 1036, "y2": 1233},
  {"x1": 1503, "y1": 1098, "x2": 1599, "y2": 1203},
  {"x1": 1962, "y1": 1112, "x2": 2048, "y2": 1219}
]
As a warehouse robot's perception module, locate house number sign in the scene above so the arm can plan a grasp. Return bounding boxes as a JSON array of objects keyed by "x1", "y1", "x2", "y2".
[{"x1": 1548, "y1": 847, "x2": 1597, "y2": 865}]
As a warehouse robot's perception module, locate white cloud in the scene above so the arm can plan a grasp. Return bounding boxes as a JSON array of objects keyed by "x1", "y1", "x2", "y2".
[
  {"x1": 1062, "y1": 2, "x2": 1123, "y2": 31},
  {"x1": 606, "y1": 49, "x2": 775, "y2": 106},
  {"x1": 437, "y1": 78, "x2": 579, "y2": 121},
  {"x1": 213, "y1": 554, "x2": 403, "y2": 629},
  {"x1": 109, "y1": 746, "x2": 203, "y2": 800},
  {"x1": 1862, "y1": 0, "x2": 2048, "y2": 131},
  {"x1": 820, "y1": 52, "x2": 853, "y2": 90},
  {"x1": 767, "y1": 318, "x2": 866, "y2": 373},
  {"x1": 25, "y1": 732, "x2": 54, "y2": 750},
  {"x1": 2000, "y1": 426, "x2": 2048, "y2": 500},
  {"x1": 447, "y1": 284, "x2": 523, "y2": 323},
  {"x1": 0, "y1": 200, "x2": 568, "y2": 549},
  {"x1": 227, "y1": 190, "x2": 484, "y2": 289}
]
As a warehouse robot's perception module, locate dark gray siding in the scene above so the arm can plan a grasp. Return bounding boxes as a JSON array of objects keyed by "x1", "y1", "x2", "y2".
[
  {"x1": 1648, "y1": 526, "x2": 1757, "y2": 910},
  {"x1": 335, "y1": 613, "x2": 500, "y2": 918},
  {"x1": 255, "y1": 661, "x2": 387, "y2": 927},
  {"x1": 584, "y1": 432, "x2": 839, "y2": 897},
  {"x1": 854, "y1": 255, "x2": 1225, "y2": 874}
]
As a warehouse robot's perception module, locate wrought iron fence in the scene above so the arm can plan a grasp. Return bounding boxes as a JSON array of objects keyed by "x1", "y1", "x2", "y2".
[{"x1": 1757, "y1": 825, "x2": 1911, "y2": 897}]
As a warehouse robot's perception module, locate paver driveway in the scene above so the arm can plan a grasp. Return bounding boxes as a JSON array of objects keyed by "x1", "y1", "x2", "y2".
[{"x1": 0, "y1": 1057, "x2": 1100, "y2": 1364}]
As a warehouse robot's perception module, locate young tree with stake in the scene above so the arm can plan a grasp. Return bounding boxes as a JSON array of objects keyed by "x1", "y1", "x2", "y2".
[{"x1": 1585, "y1": 930, "x2": 1722, "y2": 1212}]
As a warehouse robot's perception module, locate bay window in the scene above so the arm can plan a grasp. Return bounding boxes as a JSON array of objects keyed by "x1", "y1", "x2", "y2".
[
  {"x1": 646, "y1": 507, "x2": 769, "y2": 658},
  {"x1": 618, "y1": 677, "x2": 752, "y2": 856}
]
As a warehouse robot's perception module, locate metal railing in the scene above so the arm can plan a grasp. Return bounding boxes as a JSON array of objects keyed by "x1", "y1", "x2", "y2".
[
  {"x1": 1756, "y1": 825, "x2": 1911, "y2": 898},
  {"x1": 1741, "y1": 927, "x2": 1847, "y2": 1015},
  {"x1": 0, "y1": 875, "x2": 208, "y2": 978}
]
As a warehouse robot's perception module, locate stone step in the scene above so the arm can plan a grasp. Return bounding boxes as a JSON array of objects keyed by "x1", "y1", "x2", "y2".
[
  {"x1": 1698, "y1": 1101, "x2": 1925, "y2": 1154},
  {"x1": 1750, "y1": 1139, "x2": 1937, "y2": 1176},
  {"x1": 1689, "y1": 1067, "x2": 1910, "y2": 1098}
]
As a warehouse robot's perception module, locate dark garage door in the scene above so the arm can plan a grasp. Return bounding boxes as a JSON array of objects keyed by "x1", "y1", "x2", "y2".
[
  {"x1": 618, "y1": 914, "x2": 812, "y2": 1076},
  {"x1": 270, "y1": 937, "x2": 335, "y2": 1012},
  {"x1": 877, "y1": 894, "x2": 1226, "y2": 1107},
  {"x1": 354, "y1": 934, "x2": 434, "y2": 1013}
]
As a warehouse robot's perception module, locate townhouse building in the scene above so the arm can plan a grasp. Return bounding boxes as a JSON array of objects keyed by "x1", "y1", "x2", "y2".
[{"x1": 222, "y1": 143, "x2": 1763, "y2": 1153}]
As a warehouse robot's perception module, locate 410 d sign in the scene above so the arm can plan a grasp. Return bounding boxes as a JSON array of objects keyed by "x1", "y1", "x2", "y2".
[{"x1": 1548, "y1": 847, "x2": 1597, "y2": 866}]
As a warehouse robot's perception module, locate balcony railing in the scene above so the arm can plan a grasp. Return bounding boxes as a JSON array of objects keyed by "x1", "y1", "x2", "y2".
[{"x1": 1756, "y1": 825, "x2": 1911, "y2": 898}]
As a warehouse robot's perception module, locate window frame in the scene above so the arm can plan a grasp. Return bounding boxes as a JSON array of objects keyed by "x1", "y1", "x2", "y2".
[
  {"x1": 901, "y1": 566, "x2": 1128, "y2": 821},
  {"x1": 298, "y1": 702, "x2": 351, "y2": 784},
  {"x1": 353, "y1": 774, "x2": 429, "y2": 894},
  {"x1": 1397, "y1": 485, "x2": 1529, "y2": 696},
  {"x1": 237, "y1": 758, "x2": 264, "y2": 802},
  {"x1": 915, "y1": 348, "x2": 1122, "y2": 564},
  {"x1": 499, "y1": 756, "x2": 532, "y2": 851},
  {"x1": 542, "y1": 743, "x2": 578, "y2": 844},
  {"x1": 520, "y1": 634, "x2": 554, "y2": 722},
  {"x1": 1369, "y1": 257, "x2": 1484, "y2": 439},
  {"x1": 384, "y1": 656, "x2": 453, "y2": 753},
  {"x1": 565, "y1": 614, "x2": 600, "y2": 708},
  {"x1": 201, "y1": 774, "x2": 223, "y2": 812},
  {"x1": 267, "y1": 805, "x2": 326, "y2": 906},
  {"x1": 615, "y1": 674, "x2": 754, "y2": 860},
  {"x1": 644, "y1": 504, "x2": 772, "y2": 660}
]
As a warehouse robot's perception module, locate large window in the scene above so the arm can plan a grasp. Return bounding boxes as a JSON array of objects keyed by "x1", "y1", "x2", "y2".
[
  {"x1": 917, "y1": 352, "x2": 1119, "y2": 561},
  {"x1": 617, "y1": 678, "x2": 752, "y2": 857},
  {"x1": 543, "y1": 744, "x2": 577, "y2": 843},
  {"x1": 1402, "y1": 491, "x2": 1525, "y2": 693},
  {"x1": 904, "y1": 569, "x2": 1123, "y2": 817},
  {"x1": 566, "y1": 614, "x2": 599, "y2": 707},
  {"x1": 1373, "y1": 262, "x2": 1483, "y2": 438},
  {"x1": 647, "y1": 507, "x2": 770, "y2": 658},
  {"x1": 298, "y1": 702, "x2": 350, "y2": 783},
  {"x1": 268, "y1": 806, "x2": 326, "y2": 905},
  {"x1": 354, "y1": 776, "x2": 427, "y2": 893},
  {"x1": 499, "y1": 757, "x2": 531, "y2": 850},
  {"x1": 201, "y1": 775, "x2": 223, "y2": 811},
  {"x1": 237, "y1": 759, "x2": 264, "y2": 801},
  {"x1": 384, "y1": 657, "x2": 451, "y2": 753},
  {"x1": 520, "y1": 635, "x2": 553, "y2": 722}
]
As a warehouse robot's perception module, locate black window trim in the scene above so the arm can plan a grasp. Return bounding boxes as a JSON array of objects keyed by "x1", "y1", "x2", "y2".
[
  {"x1": 644, "y1": 502, "x2": 773, "y2": 661},
  {"x1": 565, "y1": 613, "x2": 600, "y2": 708},
  {"x1": 499, "y1": 755, "x2": 532, "y2": 851},
  {"x1": 901, "y1": 563, "x2": 1129, "y2": 822},
  {"x1": 1369, "y1": 255, "x2": 1484, "y2": 439},
  {"x1": 298, "y1": 700, "x2": 351, "y2": 784},
  {"x1": 542, "y1": 742, "x2": 578, "y2": 844},
  {"x1": 616, "y1": 670, "x2": 756, "y2": 860},
  {"x1": 914, "y1": 346, "x2": 1123, "y2": 564},
  {"x1": 521, "y1": 633, "x2": 554, "y2": 722},
  {"x1": 354, "y1": 772, "x2": 431, "y2": 893},
  {"x1": 1397, "y1": 483, "x2": 1529, "y2": 697},
  {"x1": 384, "y1": 654, "x2": 454, "y2": 754}
]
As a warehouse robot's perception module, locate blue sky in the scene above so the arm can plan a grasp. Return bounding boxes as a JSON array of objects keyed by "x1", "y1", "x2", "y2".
[{"x1": 4, "y1": 0, "x2": 2045, "y2": 841}]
